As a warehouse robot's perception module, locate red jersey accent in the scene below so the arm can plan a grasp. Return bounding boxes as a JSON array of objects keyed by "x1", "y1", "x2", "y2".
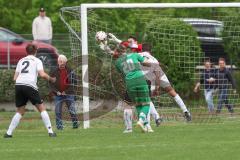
[
  {"x1": 121, "y1": 41, "x2": 129, "y2": 48},
  {"x1": 120, "y1": 41, "x2": 142, "y2": 52},
  {"x1": 59, "y1": 68, "x2": 68, "y2": 92}
]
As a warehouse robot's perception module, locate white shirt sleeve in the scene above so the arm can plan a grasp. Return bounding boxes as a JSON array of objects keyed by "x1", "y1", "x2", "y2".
[
  {"x1": 32, "y1": 18, "x2": 38, "y2": 40},
  {"x1": 37, "y1": 60, "x2": 44, "y2": 71},
  {"x1": 48, "y1": 18, "x2": 52, "y2": 39}
]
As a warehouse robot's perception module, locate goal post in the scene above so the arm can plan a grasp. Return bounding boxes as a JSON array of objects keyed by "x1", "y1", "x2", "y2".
[{"x1": 80, "y1": 3, "x2": 240, "y2": 128}]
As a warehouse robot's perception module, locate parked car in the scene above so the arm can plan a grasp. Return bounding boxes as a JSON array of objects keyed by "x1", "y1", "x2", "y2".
[
  {"x1": 0, "y1": 27, "x2": 58, "y2": 69},
  {"x1": 182, "y1": 18, "x2": 230, "y2": 64}
]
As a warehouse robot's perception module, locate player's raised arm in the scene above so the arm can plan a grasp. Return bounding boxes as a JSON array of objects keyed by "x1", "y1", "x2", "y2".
[{"x1": 108, "y1": 33, "x2": 122, "y2": 44}]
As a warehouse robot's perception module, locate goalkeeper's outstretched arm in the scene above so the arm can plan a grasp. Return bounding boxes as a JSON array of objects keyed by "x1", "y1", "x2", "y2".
[
  {"x1": 108, "y1": 33, "x2": 122, "y2": 44},
  {"x1": 98, "y1": 41, "x2": 114, "y2": 55}
]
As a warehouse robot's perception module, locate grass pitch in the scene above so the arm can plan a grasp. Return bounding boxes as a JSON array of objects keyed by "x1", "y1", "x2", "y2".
[{"x1": 0, "y1": 112, "x2": 240, "y2": 160}]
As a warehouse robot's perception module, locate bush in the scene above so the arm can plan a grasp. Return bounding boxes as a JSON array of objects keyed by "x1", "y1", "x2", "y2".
[
  {"x1": 0, "y1": 70, "x2": 15, "y2": 102},
  {"x1": 220, "y1": 9, "x2": 240, "y2": 67},
  {"x1": 144, "y1": 17, "x2": 203, "y2": 97},
  {"x1": 0, "y1": 69, "x2": 52, "y2": 102}
]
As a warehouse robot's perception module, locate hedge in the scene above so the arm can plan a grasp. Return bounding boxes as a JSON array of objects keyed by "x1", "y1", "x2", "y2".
[
  {"x1": 0, "y1": 70, "x2": 51, "y2": 102},
  {"x1": 144, "y1": 17, "x2": 203, "y2": 97}
]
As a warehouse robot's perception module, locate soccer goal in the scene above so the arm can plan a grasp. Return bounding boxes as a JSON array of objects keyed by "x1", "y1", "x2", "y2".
[{"x1": 60, "y1": 3, "x2": 240, "y2": 128}]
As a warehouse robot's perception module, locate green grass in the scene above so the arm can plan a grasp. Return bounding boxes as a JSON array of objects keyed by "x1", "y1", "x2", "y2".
[{"x1": 0, "y1": 112, "x2": 240, "y2": 160}]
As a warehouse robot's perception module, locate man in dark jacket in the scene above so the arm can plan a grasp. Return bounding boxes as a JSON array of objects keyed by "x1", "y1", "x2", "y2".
[
  {"x1": 50, "y1": 55, "x2": 79, "y2": 130},
  {"x1": 194, "y1": 59, "x2": 216, "y2": 113},
  {"x1": 215, "y1": 58, "x2": 237, "y2": 114}
]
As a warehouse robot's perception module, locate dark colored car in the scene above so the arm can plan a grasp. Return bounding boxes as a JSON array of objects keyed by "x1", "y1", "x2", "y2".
[
  {"x1": 182, "y1": 18, "x2": 229, "y2": 64},
  {"x1": 0, "y1": 27, "x2": 58, "y2": 69}
]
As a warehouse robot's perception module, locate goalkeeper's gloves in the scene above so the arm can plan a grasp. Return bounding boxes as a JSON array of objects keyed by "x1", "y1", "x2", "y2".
[
  {"x1": 108, "y1": 33, "x2": 122, "y2": 44},
  {"x1": 99, "y1": 42, "x2": 114, "y2": 55}
]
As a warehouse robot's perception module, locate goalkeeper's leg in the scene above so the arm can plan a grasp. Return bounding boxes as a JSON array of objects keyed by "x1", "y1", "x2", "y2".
[{"x1": 136, "y1": 104, "x2": 151, "y2": 132}]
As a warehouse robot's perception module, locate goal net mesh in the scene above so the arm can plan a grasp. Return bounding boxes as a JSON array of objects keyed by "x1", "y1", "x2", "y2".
[{"x1": 59, "y1": 6, "x2": 240, "y2": 127}]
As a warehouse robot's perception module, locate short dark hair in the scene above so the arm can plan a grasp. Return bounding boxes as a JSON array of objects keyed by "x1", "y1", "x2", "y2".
[
  {"x1": 204, "y1": 58, "x2": 211, "y2": 63},
  {"x1": 26, "y1": 44, "x2": 37, "y2": 55},
  {"x1": 128, "y1": 35, "x2": 137, "y2": 41},
  {"x1": 218, "y1": 57, "x2": 225, "y2": 62}
]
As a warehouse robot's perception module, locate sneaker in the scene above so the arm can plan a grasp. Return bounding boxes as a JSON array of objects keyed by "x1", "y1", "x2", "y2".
[
  {"x1": 137, "y1": 121, "x2": 147, "y2": 133},
  {"x1": 72, "y1": 122, "x2": 79, "y2": 129},
  {"x1": 146, "y1": 125, "x2": 154, "y2": 133},
  {"x1": 155, "y1": 118, "x2": 163, "y2": 127},
  {"x1": 184, "y1": 111, "x2": 192, "y2": 122},
  {"x1": 3, "y1": 133, "x2": 12, "y2": 138},
  {"x1": 49, "y1": 132, "x2": 57, "y2": 137},
  {"x1": 123, "y1": 129, "x2": 132, "y2": 133}
]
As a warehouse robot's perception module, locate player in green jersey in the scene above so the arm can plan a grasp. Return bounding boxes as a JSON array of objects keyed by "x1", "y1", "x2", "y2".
[{"x1": 114, "y1": 45, "x2": 151, "y2": 132}]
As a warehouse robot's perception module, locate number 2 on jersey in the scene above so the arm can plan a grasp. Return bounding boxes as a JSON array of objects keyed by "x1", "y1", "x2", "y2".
[{"x1": 21, "y1": 61, "x2": 30, "y2": 73}]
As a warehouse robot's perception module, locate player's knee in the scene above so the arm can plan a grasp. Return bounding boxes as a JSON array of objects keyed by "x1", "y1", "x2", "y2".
[
  {"x1": 165, "y1": 86, "x2": 172, "y2": 92},
  {"x1": 17, "y1": 107, "x2": 25, "y2": 115},
  {"x1": 166, "y1": 87, "x2": 177, "y2": 96},
  {"x1": 36, "y1": 103, "x2": 46, "y2": 112}
]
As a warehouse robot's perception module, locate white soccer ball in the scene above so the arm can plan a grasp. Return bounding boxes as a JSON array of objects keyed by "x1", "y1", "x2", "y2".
[{"x1": 95, "y1": 31, "x2": 107, "y2": 41}]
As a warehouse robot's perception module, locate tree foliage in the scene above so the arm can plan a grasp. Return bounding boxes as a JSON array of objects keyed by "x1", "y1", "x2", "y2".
[{"x1": 220, "y1": 9, "x2": 240, "y2": 67}]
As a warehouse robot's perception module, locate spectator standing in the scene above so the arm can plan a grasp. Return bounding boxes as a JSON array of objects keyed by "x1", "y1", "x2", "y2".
[
  {"x1": 215, "y1": 58, "x2": 236, "y2": 114},
  {"x1": 49, "y1": 55, "x2": 79, "y2": 130},
  {"x1": 32, "y1": 8, "x2": 52, "y2": 44},
  {"x1": 194, "y1": 60, "x2": 216, "y2": 113}
]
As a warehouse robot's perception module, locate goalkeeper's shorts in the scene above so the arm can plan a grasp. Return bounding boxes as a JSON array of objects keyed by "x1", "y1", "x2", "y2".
[{"x1": 126, "y1": 77, "x2": 150, "y2": 104}]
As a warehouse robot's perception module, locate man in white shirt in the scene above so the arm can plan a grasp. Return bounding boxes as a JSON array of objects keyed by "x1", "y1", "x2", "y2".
[
  {"x1": 4, "y1": 44, "x2": 57, "y2": 138},
  {"x1": 32, "y1": 8, "x2": 52, "y2": 44}
]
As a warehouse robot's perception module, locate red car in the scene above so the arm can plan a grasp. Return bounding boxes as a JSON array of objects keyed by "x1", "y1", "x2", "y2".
[{"x1": 0, "y1": 27, "x2": 58, "y2": 69}]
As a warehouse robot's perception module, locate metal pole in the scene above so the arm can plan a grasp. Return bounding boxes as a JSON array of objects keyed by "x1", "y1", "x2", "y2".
[
  {"x1": 7, "y1": 36, "x2": 10, "y2": 70},
  {"x1": 84, "y1": 3, "x2": 240, "y2": 9},
  {"x1": 81, "y1": 4, "x2": 90, "y2": 129}
]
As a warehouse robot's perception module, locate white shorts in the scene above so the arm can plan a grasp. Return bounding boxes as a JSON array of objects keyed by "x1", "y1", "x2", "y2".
[{"x1": 150, "y1": 74, "x2": 171, "y2": 91}]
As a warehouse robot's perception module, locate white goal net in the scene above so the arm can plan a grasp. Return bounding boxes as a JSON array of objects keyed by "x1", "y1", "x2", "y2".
[{"x1": 60, "y1": 3, "x2": 240, "y2": 128}]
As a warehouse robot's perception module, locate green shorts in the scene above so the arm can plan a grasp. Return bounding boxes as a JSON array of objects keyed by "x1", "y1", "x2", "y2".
[{"x1": 125, "y1": 76, "x2": 150, "y2": 103}]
